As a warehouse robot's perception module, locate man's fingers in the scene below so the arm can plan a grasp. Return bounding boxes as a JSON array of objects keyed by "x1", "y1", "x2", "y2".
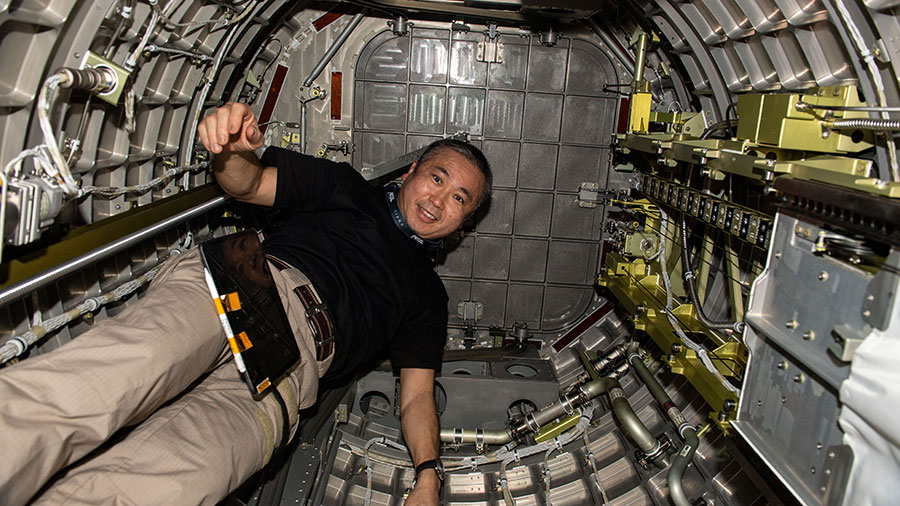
[
  {"x1": 229, "y1": 103, "x2": 248, "y2": 135},
  {"x1": 198, "y1": 116, "x2": 221, "y2": 153}
]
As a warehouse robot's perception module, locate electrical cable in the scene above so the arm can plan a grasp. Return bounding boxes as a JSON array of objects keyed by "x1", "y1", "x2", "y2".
[
  {"x1": 833, "y1": 0, "x2": 900, "y2": 181},
  {"x1": 680, "y1": 216, "x2": 745, "y2": 333},
  {"x1": 144, "y1": 44, "x2": 213, "y2": 61},
  {"x1": 37, "y1": 74, "x2": 79, "y2": 194},
  {"x1": 80, "y1": 161, "x2": 208, "y2": 197},
  {"x1": 0, "y1": 247, "x2": 184, "y2": 364}
]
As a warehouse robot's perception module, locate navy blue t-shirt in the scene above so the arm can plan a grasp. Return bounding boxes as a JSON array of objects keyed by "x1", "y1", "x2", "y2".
[{"x1": 259, "y1": 147, "x2": 448, "y2": 386}]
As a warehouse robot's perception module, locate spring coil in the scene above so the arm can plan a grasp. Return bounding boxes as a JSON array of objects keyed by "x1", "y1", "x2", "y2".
[{"x1": 829, "y1": 118, "x2": 900, "y2": 131}]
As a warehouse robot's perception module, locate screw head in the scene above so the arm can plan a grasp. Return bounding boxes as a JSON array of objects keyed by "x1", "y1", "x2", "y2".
[{"x1": 818, "y1": 271, "x2": 829, "y2": 281}]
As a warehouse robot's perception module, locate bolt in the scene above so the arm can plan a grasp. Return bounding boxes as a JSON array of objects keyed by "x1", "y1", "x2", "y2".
[
  {"x1": 723, "y1": 399, "x2": 736, "y2": 412},
  {"x1": 803, "y1": 331, "x2": 815, "y2": 341},
  {"x1": 774, "y1": 251, "x2": 782, "y2": 259},
  {"x1": 863, "y1": 310, "x2": 871, "y2": 318},
  {"x1": 74, "y1": 52, "x2": 81, "y2": 59},
  {"x1": 867, "y1": 294, "x2": 875, "y2": 301},
  {"x1": 825, "y1": 468, "x2": 832, "y2": 476},
  {"x1": 718, "y1": 411, "x2": 728, "y2": 422},
  {"x1": 817, "y1": 442, "x2": 823, "y2": 449},
  {"x1": 811, "y1": 467, "x2": 816, "y2": 474},
  {"x1": 781, "y1": 396, "x2": 787, "y2": 403},
  {"x1": 818, "y1": 271, "x2": 829, "y2": 281},
  {"x1": 671, "y1": 343, "x2": 682, "y2": 353},
  {"x1": 795, "y1": 225, "x2": 803, "y2": 235},
  {"x1": 794, "y1": 373, "x2": 805, "y2": 383},
  {"x1": 757, "y1": 400, "x2": 762, "y2": 407},
  {"x1": 114, "y1": 204, "x2": 121, "y2": 210},
  {"x1": 777, "y1": 361, "x2": 787, "y2": 370},
  {"x1": 828, "y1": 450, "x2": 836, "y2": 459},
  {"x1": 803, "y1": 228, "x2": 811, "y2": 238},
  {"x1": 785, "y1": 320, "x2": 797, "y2": 329}
]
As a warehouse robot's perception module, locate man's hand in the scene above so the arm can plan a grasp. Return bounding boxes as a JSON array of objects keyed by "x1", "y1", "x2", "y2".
[
  {"x1": 197, "y1": 102, "x2": 264, "y2": 154},
  {"x1": 405, "y1": 470, "x2": 440, "y2": 505}
]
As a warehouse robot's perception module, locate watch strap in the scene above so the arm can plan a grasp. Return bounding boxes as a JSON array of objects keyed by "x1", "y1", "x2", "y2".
[{"x1": 415, "y1": 459, "x2": 443, "y2": 481}]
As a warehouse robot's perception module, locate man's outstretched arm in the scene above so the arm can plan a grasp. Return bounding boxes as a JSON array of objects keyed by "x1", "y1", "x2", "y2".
[
  {"x1": 197, "y1": 102, "x2": 277, "y2": 206},
  {"x1": 399, "y1": 367, "x2": 441, "y2": 506}
]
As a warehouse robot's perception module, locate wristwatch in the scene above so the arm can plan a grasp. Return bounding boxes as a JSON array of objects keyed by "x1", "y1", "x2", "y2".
[{"x1": 415, "y1": 459, "x2": 444, "y2": 484}]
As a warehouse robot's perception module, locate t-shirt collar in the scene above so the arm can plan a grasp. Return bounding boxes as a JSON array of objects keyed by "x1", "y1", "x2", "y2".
[{"x1": 384, "y1": 183, "x2": 444, "y2": 250}]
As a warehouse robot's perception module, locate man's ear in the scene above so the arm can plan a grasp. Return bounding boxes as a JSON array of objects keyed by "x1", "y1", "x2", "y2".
[{"x1": 401, "y1": 161, "x2": 417, "y2": 181}]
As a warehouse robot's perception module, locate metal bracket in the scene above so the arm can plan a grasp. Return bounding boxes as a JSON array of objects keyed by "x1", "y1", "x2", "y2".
[
  {"x1": 457, "y1": 300, "x2": 483, "y2": 321},
  {"x1": 578, "y1": 183, "x2": 600, "y2": 208},
  {"x1": 477, "y1": 24, "x2": 503, "y2": 64}
]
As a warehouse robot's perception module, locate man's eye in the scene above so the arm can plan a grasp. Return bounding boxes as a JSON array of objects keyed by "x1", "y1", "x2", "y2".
[
  {"x1": 432, "y1": 175, "x2": 441, "y2": 184},
  {"x1": 454, "y1": 195, "x2": 464, "y2": 203}
]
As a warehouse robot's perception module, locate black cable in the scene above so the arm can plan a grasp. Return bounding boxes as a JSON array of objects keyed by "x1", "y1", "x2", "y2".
[{"x1": 680, "y1": 216, "x2": 744, "y2": 333}]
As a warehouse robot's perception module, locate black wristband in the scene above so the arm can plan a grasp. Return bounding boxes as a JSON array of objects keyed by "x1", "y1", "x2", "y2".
[{"x1": 415, "y1": 459, "x2": 443, "y2": 482}]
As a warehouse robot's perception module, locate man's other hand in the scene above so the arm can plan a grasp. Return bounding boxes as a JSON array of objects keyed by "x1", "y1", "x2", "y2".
[
  {"x1": 404, "y1": 470, "x2": 440, "y2": 506},
  {"x1": 197, "y1": 102, "x2": 264, "y2": 154}
]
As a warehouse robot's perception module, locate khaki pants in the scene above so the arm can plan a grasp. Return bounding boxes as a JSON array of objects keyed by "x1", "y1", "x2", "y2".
[{"x1": 0, "y1": 248, "x2": 333, "y2": 506}]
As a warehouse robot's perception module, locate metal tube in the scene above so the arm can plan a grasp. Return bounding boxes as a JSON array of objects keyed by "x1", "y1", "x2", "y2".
[
  {"x1": 439, "y1": 427, "x2": 511, "y2": 445},
  {"x1": 302, "y1": 12, "x2": 365, "y2": 88},
  {"x1": 0, "y1": 195, "x2": 226, "y2": 307},
  {"x1": 631, "y1": 32, "x2": 648, "y2": 86},
  {"x1": 827, "y1": 118, "x2": 900, "y2": 131},
  {"x1": 584, "y1": 19, "x2": 634, "y2": 77},
  {"x1": 629, "y1": 353, "x2": 697, "y2": 506},
  {"x1": 668, "y1": 427, "x2": 699, "y2": 506},
  {"x1": 608, "y1": 382, "x2": 656, "y2": 452},
  {"x1": 300, "y1": 102, "x2": 307, "y2": 154}
]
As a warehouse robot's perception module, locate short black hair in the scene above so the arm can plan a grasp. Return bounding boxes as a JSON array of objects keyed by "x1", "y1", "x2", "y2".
[{"x1": 417, "y1": 139, "x2": 493, "y2": 210}]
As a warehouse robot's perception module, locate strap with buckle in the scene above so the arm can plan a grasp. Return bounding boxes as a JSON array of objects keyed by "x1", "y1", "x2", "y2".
[{"x1": 268, "y1": 256, "x2": 336, "y2": 361}]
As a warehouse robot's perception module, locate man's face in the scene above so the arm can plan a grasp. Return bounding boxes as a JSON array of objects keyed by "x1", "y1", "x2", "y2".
[{"x1": 396, "y1": 148, "x2": 485, "y2": 240}]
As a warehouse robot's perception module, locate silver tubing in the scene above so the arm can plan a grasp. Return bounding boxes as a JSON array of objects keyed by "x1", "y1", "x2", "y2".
[
  {"x1": 584, "y1": 19, "x2": 635, "y2": 77},
  {"x1": 439, "y1": 427, "x2": 511, "y2": 445},
  {"x1": 0, "y1": 195, "x2": 227, "y2": 307},
  {"x1": 302, "y1": 12, "x2": 365, "y2": 88}
]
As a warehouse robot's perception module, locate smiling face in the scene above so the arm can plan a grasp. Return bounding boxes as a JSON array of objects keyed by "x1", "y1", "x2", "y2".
[{"x1": 396, "y1": 148, "x2": 486, "y2": 240}]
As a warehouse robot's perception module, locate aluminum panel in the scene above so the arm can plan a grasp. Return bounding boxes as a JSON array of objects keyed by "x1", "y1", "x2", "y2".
[
  {"x1": 409, "y1": 35, "x2": 448, "y2": 84},
  {"x1": 514, "y1": 192, "x2": 553, "y2": 236},
  {"x1": 760, "y1": 31, "x2": 816, "y2": 90},
  {"x1": 528, "y1": 40, "x2": 568, "y2": 92},
  {"x1": 505, "y1": 283, "x2": 543, "y2": 327},
  {"x1": 436, "y1": 236, "x2": 474, "y2": 277},
  {"x1": 677, "y1": 54, "x2": 711, "y2": 92},
  {"x1": 518, "y1": 143, "x2": 558, "y2": 190},
  {"x1": 485, "y1": 89, "x2": 525, "y2": 139},
  {"x1": 471, "y1": 281, "x2": 507, "y2": 326},
  {"x1": 408, "y1": 85, "x2": 446, "y2": 134},
  {"x1": 450, "y1": 32, "x2": 487, "y2": 86},
  {"x1": 567, "y1": 39, "x2": 615, "y2": 96},
  {"x1": 701, "y1": 0, "x2": 757, "y2": 39},
  {"x1": 353, "y1": 131, "x2": 405, "y2": 168},
  {"x1": 488, "y1": 35, "x2": 528, "y2": 90},
  {"x1": 481, "y1": 140, "x2": 519, "y2": 188},
  {"x1": 732, "y1": 38, "x2": 781, "y2": 91},
  {"x1": 509, "y1": 238, "x2": 549, "y2": 282},
  {"x1": 734, "y1": 0, "x2": 788, "y2": 32},
  {"x1": 522, "y1": 93, "x2": 563, "y2": 142},
  {"x1": 447, "y1": 87, "x2": 485, "y2": 135},
  {"x1": 473, "y1": 236, "x2": 511, "y2": 280},
  {"x1": 653, "y1": 14, "x2": 689, "y2": 53},
  {"x1": 556, "y1": 146, "x2": 604, "y2": 192},
  {"x1": 547, "y1": 241, "x2": 599, "y2": 285},
  {"x1": 353, "y1": 81, "x2": 407, "y2": 131},
  {"x1": 443, "y1": 279, "x2": 472, "y2": 326},
  {"x1": 680, "y1": 2, "x2": 727, "y2": 45},
  {"x1": 359, "y1": 31, "x2": 410, "y2": 81},
  {"x1": 0, "y1": 22, "x2": 57, "y2": 107},
  {"x1": 773, "y1": 0, "x2": 828, "y2": 26},
  {"x1": 475, "y1": 188, "x2": 516, "y2": 234},
  {"x1": 551, "y1": 195, "x2": 603, "y2": 241},
  {"x1": 710, "y1": 43, "x2": 752, "y2": 92},
  {"x1": 561, "y1": 96, "x2": 612, "y2": 145},
  {"x1": 542, "y1": 286, "x2": 594, "y2": 330},
  {"x1": 794, "y1": 23, "x2": 858, "y2": 86}
]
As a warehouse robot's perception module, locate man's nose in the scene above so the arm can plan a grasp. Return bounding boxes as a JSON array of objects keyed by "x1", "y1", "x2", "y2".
[{"x1": 429, "y1": 190, "x2": 445, "y2": 209}]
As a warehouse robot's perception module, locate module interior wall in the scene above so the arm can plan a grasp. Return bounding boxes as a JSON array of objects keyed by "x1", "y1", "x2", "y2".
[{"x1": 353, "y1": 29, "x2": 622, "y2": 332}]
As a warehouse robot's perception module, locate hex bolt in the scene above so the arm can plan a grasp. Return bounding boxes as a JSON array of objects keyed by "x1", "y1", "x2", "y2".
[
  {"x1": 803, "y1": 331, "x2": 815, "y2": 341},
  {"x1": 818, "y1": 271, "x2": 829, "y2": 282},
  {"x1": 785, "y1": 320, "x2": 797, "y2": 329}
]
